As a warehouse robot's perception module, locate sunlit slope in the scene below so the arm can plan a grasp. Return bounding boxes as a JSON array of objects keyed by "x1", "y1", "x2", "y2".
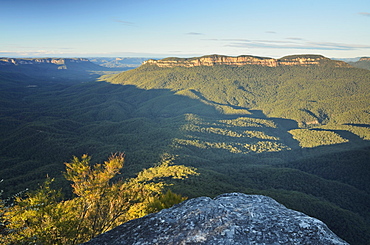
[{"x1": 109, "y1": 61, "x2": 370, "y2": 127}]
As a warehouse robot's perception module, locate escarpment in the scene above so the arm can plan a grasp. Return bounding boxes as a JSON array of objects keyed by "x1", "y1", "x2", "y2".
[
  {"x1": 359, "y1": 57, "x2": 370, "y2": 61},
  {"x1": 143, "y1": 54, "x2": 351, "y2": 68}
]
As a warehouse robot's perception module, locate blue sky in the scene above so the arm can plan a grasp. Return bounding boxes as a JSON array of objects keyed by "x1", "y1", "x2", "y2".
[{"x1": 1, "y1": 0, "x2": 369, "y2": 58}]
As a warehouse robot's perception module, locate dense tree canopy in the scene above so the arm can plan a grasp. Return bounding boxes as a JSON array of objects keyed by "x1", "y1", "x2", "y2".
[{"x1": 0, "y1": 58, "x2": 369, "y2": 244}]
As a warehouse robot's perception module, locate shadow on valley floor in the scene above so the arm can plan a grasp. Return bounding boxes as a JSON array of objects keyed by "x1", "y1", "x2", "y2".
[
  {"x1": 1, "y1": 76, "x2": 369, "y2": 196},
  {"x1": 186, "y1": 89, "x2": 301, "y2": 150},
  {"x1": 0, "y1": 80, "x2": 224, "y2": 195},
  {"x1": 344, "y1": 123, "x2": 370, "y2": 128},
  {"x1": 314, "y1": 128, "x2": 368, "y2": 145},
  {"x1": 1, "y1": 77, "x2": 370, "y2": 244}
]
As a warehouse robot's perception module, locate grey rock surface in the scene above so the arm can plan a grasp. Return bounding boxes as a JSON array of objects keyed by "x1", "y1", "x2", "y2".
[{"x1": 83, "y1": 193, "x2": 349, "y2": 245}]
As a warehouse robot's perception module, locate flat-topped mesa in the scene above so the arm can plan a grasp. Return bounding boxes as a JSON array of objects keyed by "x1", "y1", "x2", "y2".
[
  {"x1": 143, "y1": 54, "x2": 351, "y2": 68},
  {"x1": 144, "y1": 55, "x2": 278, "y2": 67},
  {"x1": 278, "y1": 54, "x2": 325, "y2": 66},
  {"x1": 0, "y1": 58, "x2": 89, "y2": 65},
  {"x1": 277, "y1": 54, "x2": 350, "y2": 67},
  {"x1": 359, "y1": 57, "x2": 370, "y2": 61},
  {"x1": 143, "y1": 55, "x2": 278, "y2": 67}
]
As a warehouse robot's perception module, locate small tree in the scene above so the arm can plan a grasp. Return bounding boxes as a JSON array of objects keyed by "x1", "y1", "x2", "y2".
[
  {"x1": 0, "y1": 181, "x2": 6, "y2": 239},
  {"x1": 1, "y1": 178, "x2": 73, "y2": 244},
  {"x1": 2, "y1": 153, "x2": 198, "y2": 244}
]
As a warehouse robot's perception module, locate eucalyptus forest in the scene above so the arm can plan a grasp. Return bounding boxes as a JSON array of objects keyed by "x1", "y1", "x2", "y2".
[{"x1": 0, "y1": 55, "x2": 369, "y2": 244}]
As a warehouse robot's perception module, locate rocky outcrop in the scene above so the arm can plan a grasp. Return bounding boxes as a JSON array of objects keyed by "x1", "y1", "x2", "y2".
[
  {"x1": 278, "y1": 54, "x2": 347, "y2": 67},
  {"x1": 143, "y1": 54, "x2": 351, "y2": 68},
  {"x1": 359, "y1": 57, "x2": 370, "y2": 61},
  {"x1": 0, "y1": 58, "x2": 89, "y2": 66},
  {"x1": 84, "y1": 193, "x2": 348, "y2": 245}
]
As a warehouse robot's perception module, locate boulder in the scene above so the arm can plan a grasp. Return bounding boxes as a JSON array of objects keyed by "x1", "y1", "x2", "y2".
[{"x1": 84, "y1": 193, "x2": 348, "y2": 245}]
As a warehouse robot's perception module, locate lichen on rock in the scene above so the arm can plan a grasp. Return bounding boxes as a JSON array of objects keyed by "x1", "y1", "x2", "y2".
[{"x1": 83, "y1": 193, "x2": 349, "y2": 245}]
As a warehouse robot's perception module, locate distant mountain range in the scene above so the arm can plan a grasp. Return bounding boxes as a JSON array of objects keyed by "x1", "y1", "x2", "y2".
[
  {"x1": 0, "y1": 57, "x2": 137, "y2": 81},
  {"x1": 1, "y1": 55, "x2": 369, "y2": 70},
  {"x1": 0, "y1": 57, "x2": 98, "y2": 70},
  {"x1": 0, "y1": 57, "x2": 112, "y2": 82},
  {"x1": 348, "y1": 57, "x2": 370, "y2": 70},
  {"x1": 334, "y1": 57, "x2": 367, "y2": 62},
  {"x1": 88, "y1": 57, "x2": 151, "y2": 69}
]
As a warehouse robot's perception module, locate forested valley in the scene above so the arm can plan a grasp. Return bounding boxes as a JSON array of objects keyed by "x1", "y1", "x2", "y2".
[{"x1": 0, "y1": 56, "x2": 369, "y2": 244}]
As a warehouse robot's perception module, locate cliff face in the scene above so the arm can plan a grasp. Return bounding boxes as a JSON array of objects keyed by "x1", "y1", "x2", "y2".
[
  {"x1": 84, "y1": 193, "x2": 348, "y2": 245},
  {"x1": 144, "y1": 55, "x2": 278, "y2": 67},
  {"x1": 143, "y1": 54, "x2": 351, "y2": 68}
]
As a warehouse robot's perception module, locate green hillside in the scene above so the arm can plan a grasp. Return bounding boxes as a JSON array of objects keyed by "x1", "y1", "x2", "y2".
[
  {"x1": 109, "y1": 59, "x2": 370, "y2": 127},
  {"x1": 349, "y1": 57, "x2": 370, "y2": 71},
  {"x1": 1, "y1": 55, "x2": 370, "y2": 244}
]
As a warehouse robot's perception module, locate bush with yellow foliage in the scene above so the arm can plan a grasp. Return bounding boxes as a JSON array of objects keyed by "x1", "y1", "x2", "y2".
[{"x1": 1, "y1": 153, "x2": 197, "y2": 244}]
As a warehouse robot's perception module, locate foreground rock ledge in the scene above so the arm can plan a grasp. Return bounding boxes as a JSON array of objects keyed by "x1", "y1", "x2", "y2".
[{"x1": 83, "y1": 193, "x2": 348, "y2": 245}]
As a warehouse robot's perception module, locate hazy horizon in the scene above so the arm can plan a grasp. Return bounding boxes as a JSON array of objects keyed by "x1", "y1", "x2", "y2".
[
  {"x1": 0, "y1": 54, "x2": 367, "y2": 61},
  {"x1": 1, "y1": 0, "x2": 370, "y2": 58}
]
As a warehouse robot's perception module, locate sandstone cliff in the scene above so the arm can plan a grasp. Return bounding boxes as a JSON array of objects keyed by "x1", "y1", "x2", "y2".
[
  {"x1": 84, "y1": 193, "x2": 348, "y2": 245},
  {"x1": 143, "y1": 54, "x2": 351, "y2": 68}
]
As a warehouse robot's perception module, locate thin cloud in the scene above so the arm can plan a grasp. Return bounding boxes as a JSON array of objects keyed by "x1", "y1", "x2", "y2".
[
  {"x1": 0, "y1": 50, "x2": 75, "y2": 57},
  {"x1": 114, "y1": 19, "x2": 135, "y2": 26},
  {"x1": 224, "y1": 39, "x2": 370, "y2": 51},
  {"x1": 186, "y1": 32, "x2": 204, "y2": 35},
  {"x1": 256, "y1": 40, "x2": 297, "y2": 44},
  {"x1": 358, "y1": 12, "x2": 370, "y2": 17},
  {"x1": 308, "y1": 42, "x2": 370, "y2": 50},
  {"x1": 224, "y1": 39, "x2": 298, "y2": 44},
  {"x1": 286, "y1": 37, "x2": 304, "y2": 41},
  {"x1": 265, "y1": 31, "x2": 276, "y2": 34}
]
